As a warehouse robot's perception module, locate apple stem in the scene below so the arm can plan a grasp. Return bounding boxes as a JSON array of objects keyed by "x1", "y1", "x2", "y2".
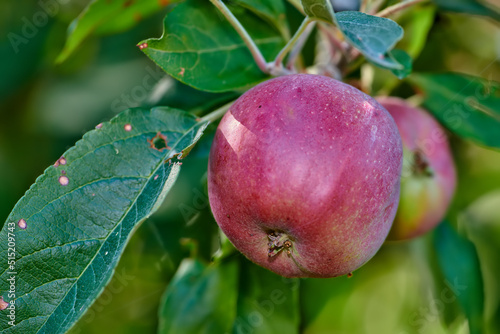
[
  {"x1": 273, "y1": 17, "x2": 313, "y2": 71},
  {"x1": 376, "y1": 0, "x2": 429, "y2": 17},
  {"x1": 209, "y1": 0, "x2": 270, "y2": 74},
  {"x1": 366, "y1": 0, "x2": 386, "y2": 15},
  {"x1": 286, "y1": 20, "x2": 317, "y2": 71},
  {"x1": 360, "y1": 0, "x2": 369, "y2": 12},
  {"x1": 199, "y1": 101, "x2": 234, "y2": 124}
]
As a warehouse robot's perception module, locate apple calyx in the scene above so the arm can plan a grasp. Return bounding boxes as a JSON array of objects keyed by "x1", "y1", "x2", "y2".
[
  {"x1": 411, "y1": 150, "x2": 433, "y2": 177},
  {"x1": 267, "y1": 231, "x2": 293, "y2": 257}
]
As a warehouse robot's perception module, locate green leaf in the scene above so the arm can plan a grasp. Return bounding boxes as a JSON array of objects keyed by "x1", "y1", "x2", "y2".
[
  {"x1": 300, "y1": 3, "x2": 405, "y2": 70},
  {"x1": 158, "y1": 258, "x2": 239, "y2": 334},
  {"x1": 434, "y1": 221, "x2": 484, "y2": 334},
  {"x1": 0, "y1": 107, "x2": 208, "y2": 333},
  {"x1": 300, "y1": 0, "x2": 335, "y2": 23},
  {"x1": 233, "y1": 259, "x2": 300, "y2": 334},
  {"x1": 461, "y1": 190, "x2": 500, "y2": 334},
  {"x1": 432, "y1": 0, "x2": 500, "y2": 21},
  {"x1": 139, "y1": 0, "x2": 285, "y2": 92},
  {"x1": 389, "y1": 49, "x2": 413, "y2": 79},
  {"x1": 233, "y1": 0, "x2": 290, "y2": 38},
  {"x1": 395, "y1": 6, "x2": 436, "y2": 59},
  {"x1": 301, "y1": 239, "x2": 450, "y2": 333},
  {"x1": 409, "y1": 73, "x2": 500, "y2": 149},
  {"x1": 56, "y1": 0, "x2": 176, "y2": 64},
  {"x1": 336, "y1": 11, "x2": 404, "y2": 70}
]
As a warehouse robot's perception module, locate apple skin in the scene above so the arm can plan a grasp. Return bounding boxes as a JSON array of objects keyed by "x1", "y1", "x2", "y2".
[
  {"x1": 208, "y1": 74, "x2": 402, "y2": 278},
  {"x1": 376, "y1": 97, "x2": 456, "y2": 241}
]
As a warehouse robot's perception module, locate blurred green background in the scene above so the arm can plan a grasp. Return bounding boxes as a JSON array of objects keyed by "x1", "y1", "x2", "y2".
[{"x1": 1, "y1": 0, "x2": 499, "y2": 333}]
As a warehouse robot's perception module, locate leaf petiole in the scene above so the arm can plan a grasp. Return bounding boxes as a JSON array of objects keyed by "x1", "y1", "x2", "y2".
[
  {"x1": 210, "y1": 1, "x2": 317, "y2": 76},
  {"x1": 200, "y1": 101, "x2": 234, "y2": 123},
  {"x1": 209, "y1": 0, "x2": 269, "y2": 73},
  {"x1": 284, "y1": 19, "x2": 317, "y2": 71},
  {"x1": 376, "y1": 0, "x2": 430, "y2": 17}
]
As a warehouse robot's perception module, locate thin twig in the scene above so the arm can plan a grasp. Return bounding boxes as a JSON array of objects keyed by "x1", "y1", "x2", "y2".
[
  {"x1": 210, "y1": 0, "x2": 269, "y2": 73},
  {"x1": 368, "y1": 0, "x2": 386, "y2": 15},
  {"x1": 199, "y1": 101, "x2": 234, "y2": 123},
  {"x1": 376, "y1": 0, "x2": 429, "y2": 17},
  {"x1": 360, "y1": 0, "x2": 369, "y2": 12},
  {"x1": 273, "y1": 17, "x2": 313, "y2": 68},
  {"x1": 317, "y1": 24, "x2": 348, "y2": 58},
  {"x1": 286, "y1": 20, "x2": 317, "y2": 70}
]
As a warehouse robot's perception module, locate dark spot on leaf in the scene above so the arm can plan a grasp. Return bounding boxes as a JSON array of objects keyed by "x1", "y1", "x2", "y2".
[
  {"x1": 347, "y1": 272, "x2": 353, "y2": 278},
  {"x1": 123, "y1": 0, "x2": 133, "y2": 7}
]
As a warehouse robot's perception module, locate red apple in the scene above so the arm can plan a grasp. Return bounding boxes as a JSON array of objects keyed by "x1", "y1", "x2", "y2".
[
  {"x1": 208, "y1": 74, "x2": 402, "y2": 278},
  {"x1": 376, "y1": 97, "x2": 456, "y2": 241}
]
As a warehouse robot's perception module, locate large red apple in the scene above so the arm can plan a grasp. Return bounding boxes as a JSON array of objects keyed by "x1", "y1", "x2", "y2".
[
  {"x1": 208, "y1": 74, "x2": 402, "y2": 278},
  {"x1": 376, "y1": 97, "x2": 456, "y2": 241}
]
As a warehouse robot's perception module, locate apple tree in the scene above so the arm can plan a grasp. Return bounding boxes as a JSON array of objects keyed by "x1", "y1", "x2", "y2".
[{"x1": 0, "y1": 0, "x2": 499, "y2": 333}]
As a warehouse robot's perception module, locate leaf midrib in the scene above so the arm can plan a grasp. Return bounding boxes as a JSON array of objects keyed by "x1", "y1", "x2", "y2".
[{"x1": 147, "y1": 36, "x2": 282, "y2": 54}]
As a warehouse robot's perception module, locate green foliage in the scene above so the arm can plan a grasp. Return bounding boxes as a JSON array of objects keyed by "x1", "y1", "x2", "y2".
[
  {"x1": 300, "y1": 0, "x2": 335, "y2": 23},
  {"x1": 233, "y1": 0, "x2": 290, "y2": 38},
  {"x1": 434, "y1": 221, "x2": 484, "y2": 334},
  {"x1": 409, "y1": 73, "x2": 500, "y2": 149},
  {"x1": 139, "y1": 0, "x2": 285, "y2": 92},
  {"x1": 389, "y1": 49, "x2": 413, "y2": 79},
  {"x1": 234, "y1": 259, "x2": 300, "y2": 334},
  {"x1": 336, "y1": 11, "x2": 405, "y2": 70},
  {"x1": 1, "y1": 0, "x2": 500, "y2": 333},
  {"x1": 461, "y1": 191, "x2": 500, "y2": 333},
  {"x1": 432, "y1": 0, "x2": 500, "y2": 21},
  {"x1": 56, "y1": 0, "x2": 176, "y2": 63},
  {"x1": 158, "y1": 258, "x2": 239, "y2": 334},
  {"x1": 301, "y1": 1, "x2": 406, "y2": 71},
  {"x1": 0, "y1": 107, "x2": 207, "y2": 333}
]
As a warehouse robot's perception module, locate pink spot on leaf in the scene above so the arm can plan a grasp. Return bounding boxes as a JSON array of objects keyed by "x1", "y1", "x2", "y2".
[
  {"x1": 18, "y1": 219, "x2": 27, "y2": 229},
  {"x1": 0, "y1": 297, "x2": 8, "y2": 311},
  {"x1": 59, "y1": 175, "x2": 69, "y2": 186}
]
